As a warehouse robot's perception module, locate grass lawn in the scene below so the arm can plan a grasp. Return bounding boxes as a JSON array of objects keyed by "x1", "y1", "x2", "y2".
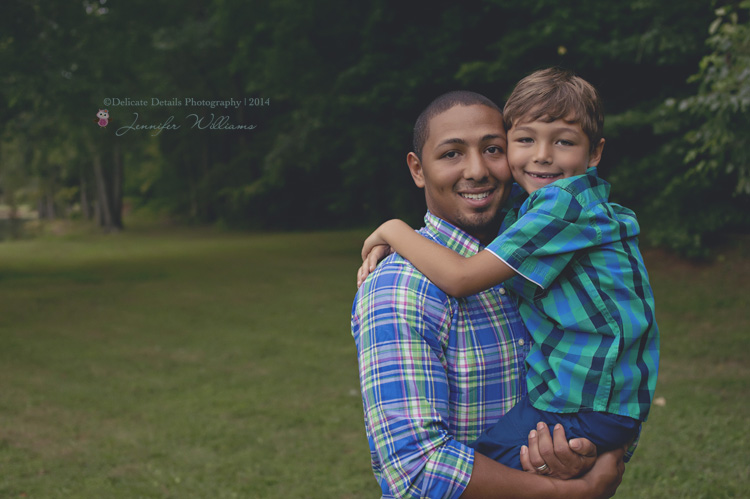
[{"x1": 0, "y1": 226, "x2": 747, "y2": 498}]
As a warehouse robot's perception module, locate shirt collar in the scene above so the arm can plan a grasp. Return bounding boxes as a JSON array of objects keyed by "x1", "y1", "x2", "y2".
[{"x1": 423, "y1": 211, "x2": 484, "y2": 258}]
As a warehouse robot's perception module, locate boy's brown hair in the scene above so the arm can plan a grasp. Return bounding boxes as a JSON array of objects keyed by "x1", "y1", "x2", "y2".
[{"x1": 503, "y1": 67, "x2": 604, "y2": 152}]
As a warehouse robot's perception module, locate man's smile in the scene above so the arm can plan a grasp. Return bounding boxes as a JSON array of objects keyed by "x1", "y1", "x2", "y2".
[{"x1": 459, "y1": 191, "x2": 492, "y2": 200}]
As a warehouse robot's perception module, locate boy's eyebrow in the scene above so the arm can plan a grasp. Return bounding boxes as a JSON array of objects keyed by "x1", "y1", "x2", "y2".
[{"x1": 511, "y1": 124, "x2": 581, "y2": 134}]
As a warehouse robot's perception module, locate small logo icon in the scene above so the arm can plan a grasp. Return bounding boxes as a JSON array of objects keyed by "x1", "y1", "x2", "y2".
[{"x1": 96, "y1": 109, "x2": 110, "y2": 127}]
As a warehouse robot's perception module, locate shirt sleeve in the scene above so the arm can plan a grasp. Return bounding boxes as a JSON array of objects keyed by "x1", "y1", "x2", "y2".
[
  {"x1": 485, "y1": 184, "x2": 601, "y2": 293},
  {"x1": 352, "y1": 260, "x2": 474, "y2": 499}
]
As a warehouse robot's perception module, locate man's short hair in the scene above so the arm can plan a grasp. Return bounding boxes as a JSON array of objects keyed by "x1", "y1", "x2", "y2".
[
  {"x1": 503, "y1": 67, "x2": 604, "y2": 153},
  {"x1": 413, "y1": 91, "x2": 502, "y2": 161}
]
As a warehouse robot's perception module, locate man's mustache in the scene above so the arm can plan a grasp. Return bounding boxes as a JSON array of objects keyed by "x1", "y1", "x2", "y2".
[{"x1": 454, "y1": 181, "x2": 498, "y2": 191}]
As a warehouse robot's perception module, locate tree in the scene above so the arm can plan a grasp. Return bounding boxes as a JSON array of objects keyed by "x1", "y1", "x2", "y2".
[{"x1": 643, "y1": 2, "x2": 750, "y2": 256}]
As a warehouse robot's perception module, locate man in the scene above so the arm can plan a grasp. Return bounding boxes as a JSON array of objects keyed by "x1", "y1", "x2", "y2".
[{"x1": 351, "y1": 91, "x2": 624, "y2": 498}]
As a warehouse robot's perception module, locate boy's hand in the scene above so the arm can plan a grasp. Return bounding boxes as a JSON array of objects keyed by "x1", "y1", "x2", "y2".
[
  {"x1": 357, "y1": 244, "x2": 392, "y2": 287},
  {"x1": 361, "y1": 224, "x2": 391, "y2": 261},
  {"x1": 520, "y1": 422, "x2": 597, "y2": 479}
]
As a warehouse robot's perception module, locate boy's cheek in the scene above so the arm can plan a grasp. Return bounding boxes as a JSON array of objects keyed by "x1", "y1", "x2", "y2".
[{"x1": 506, "y1": 146, "x2": 522, "y2": 181}]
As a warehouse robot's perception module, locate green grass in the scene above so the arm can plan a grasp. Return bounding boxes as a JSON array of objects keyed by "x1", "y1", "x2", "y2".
[
  {"x1": 0, "y1": 227, "x2": 747, "y2": 498},
  {"x1": 616, "y1": 240, "x2": 750, "y2": 498},
  {"x1": 0, "y1": 227, "x2": 374, "y2": 498}
]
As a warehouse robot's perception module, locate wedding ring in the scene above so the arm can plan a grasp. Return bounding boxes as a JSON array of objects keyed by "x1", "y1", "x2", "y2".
[{"x1": 535, "y1": 463, "x2": 549, "y2": 473}]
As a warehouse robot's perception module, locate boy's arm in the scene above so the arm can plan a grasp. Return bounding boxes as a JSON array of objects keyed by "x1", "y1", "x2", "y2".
[{"x1": 362, "y1": 219, "x2": 516, "y2": 297}]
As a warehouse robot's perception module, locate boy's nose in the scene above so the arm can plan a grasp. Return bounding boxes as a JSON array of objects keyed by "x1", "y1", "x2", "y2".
[{"x1": 533, "y1": 144, "x2": 552, "y2": 164}]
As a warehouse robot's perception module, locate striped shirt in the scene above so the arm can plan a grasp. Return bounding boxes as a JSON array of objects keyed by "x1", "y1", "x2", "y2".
[
  {"x1": 352, "y1": 212, "x2": 530, "y2": 499},
  {"x1": 487, "y1": 168, "x2": 659, "y2": 420}
]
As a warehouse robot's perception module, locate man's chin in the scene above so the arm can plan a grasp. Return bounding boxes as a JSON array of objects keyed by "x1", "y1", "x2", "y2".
[{"x1": 455, "y1": 211, "x2": 502, "y2": 240}]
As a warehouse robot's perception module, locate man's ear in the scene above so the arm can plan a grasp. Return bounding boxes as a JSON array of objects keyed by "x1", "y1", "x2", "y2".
[
  {"x1": 407, "y1": 152, "x2": 425, "y2": 188},
  {"x1": 588, "y1": 138, "x2": 605, "y2": 167}
]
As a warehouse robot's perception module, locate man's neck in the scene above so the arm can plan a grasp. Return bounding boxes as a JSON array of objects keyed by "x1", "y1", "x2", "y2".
[{"x1": 472, "y1": 226, "x2": 500, "y2": 246}]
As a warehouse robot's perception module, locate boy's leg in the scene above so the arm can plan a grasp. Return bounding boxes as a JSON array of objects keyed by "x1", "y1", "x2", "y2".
[
  {"x1": 471, "y1": 397, "x2": 641, "y2": 469},
  {"x1": 470, "y1": 396, "x2": 545, "y2": 470}
]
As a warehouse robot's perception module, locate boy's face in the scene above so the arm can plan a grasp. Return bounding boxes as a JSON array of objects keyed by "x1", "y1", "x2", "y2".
[
  {"x1": 407, "y1": 104, "x2": 511, "y2": 244},
  {"x1": 507, "y1": 116, "x2": 605, "y2": 194}
]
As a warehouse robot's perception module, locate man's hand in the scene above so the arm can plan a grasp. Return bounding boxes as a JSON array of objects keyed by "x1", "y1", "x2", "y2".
[
  {"x1": 520, "y1": 422, "x2": 597, "y2": 479},
  {"x1": 577, "y1": 448, "x2": 625, "y2": 499}
]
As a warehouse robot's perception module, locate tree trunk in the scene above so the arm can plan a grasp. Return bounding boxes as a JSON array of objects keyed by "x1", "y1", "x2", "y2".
[
  {"x1": 80, "y1": 172, "x2": 91, "y2": 220},
  {"x1": 111, "y1": 141, "x2": 124, "y2": 228},
  {"x1": 86, "y1": 132, "x2": 123, "y2": 232},
  {"x1": 92, "y1": 151, "x2": 114, "y2": 230}
]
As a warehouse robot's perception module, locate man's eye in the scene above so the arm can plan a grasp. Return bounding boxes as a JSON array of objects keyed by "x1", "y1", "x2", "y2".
[
  {"x1": 486, "y1": 146, "x2": 504, "y2": 154},
  {"x1": 442, "y1": 151, "x2": 459, "y2": 159}
]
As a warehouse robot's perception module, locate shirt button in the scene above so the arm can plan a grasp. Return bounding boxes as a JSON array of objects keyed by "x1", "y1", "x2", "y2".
[
  {"x1": 498, "y1": 287, "x2": 506, "y2": 295},
  {"x1": 518, "y1": 339, "x2": 525, "y2": 346}
]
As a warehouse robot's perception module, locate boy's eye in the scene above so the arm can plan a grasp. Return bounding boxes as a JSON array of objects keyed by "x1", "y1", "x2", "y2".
[
  {"x1": 557, "y1": 139, "x2": 574, "y2": 146},
  {"x1": 516, "y1": 137, "x2": 533, "y2": 143}
]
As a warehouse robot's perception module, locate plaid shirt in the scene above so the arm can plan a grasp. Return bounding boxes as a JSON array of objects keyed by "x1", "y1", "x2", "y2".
[
  {"x1": 352, "y1": 212, "x2": 530, "y2": 499},
  {"x1": 487, "y1": 168, "x2": 659, "y2": 420}
]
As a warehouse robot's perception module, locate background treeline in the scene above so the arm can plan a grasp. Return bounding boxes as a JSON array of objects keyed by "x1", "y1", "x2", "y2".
[{"x1": 1, "y1": 0, "x2": 749, "y2": 255}]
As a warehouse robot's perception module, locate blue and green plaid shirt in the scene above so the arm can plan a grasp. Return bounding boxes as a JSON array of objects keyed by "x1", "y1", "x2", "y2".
[
  {"x1": 487, "y1": 168, "x2": 659, "y2": 421},
  {"x1": 352, "y1": 212, "x2": 530, "y2": 499}
]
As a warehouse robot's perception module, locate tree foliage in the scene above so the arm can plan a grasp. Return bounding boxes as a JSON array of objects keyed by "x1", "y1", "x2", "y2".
[
  {"x1": 639, "y1": 2, "x2": 750, "y2": 256},
  {"x1": 1, "y1": 0, "x2": 747, "y2": 254}
]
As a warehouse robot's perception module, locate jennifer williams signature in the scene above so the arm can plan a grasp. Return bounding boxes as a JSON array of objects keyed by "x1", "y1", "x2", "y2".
[{"x1": 115, "y1": 113, "x2": 257, "y2": 136}]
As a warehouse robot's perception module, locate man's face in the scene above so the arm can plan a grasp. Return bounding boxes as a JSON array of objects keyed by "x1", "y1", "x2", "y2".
[
  {"x1": 507, "y1": 116, "x2": 604, "y2": 194},
  {"x1": 407, "y1": 104, "x2": 511, "y2": 244}
]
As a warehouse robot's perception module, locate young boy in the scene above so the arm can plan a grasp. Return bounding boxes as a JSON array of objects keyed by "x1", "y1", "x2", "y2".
[{"x1": 358, "y1": 67, "x2": 659, "y2": 471}]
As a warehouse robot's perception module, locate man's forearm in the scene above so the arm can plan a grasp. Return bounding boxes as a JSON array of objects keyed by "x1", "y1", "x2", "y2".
[
  {"x1": 462, "y1": 448, "x2": 623, "y2": 499},
  {"x1": 461, "y1": 452, "x2": 583, "y2": 499}
]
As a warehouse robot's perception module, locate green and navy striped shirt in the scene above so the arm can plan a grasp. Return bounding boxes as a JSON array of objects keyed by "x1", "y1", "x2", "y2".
[
  {"x1": 487, "y1": 168, "x2": 659, "y2": 420},
  {"x1": 352, "y1": 212, "x2": 530, "y2": 498}
]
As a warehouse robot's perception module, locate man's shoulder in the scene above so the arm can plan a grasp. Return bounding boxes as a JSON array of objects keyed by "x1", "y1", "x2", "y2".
[
  {"x1": 353, "y1": 246, "x2": 453, "y2": 318},
  {"x1": 356, "y1": 252, "x2": 446, "y2": 303},
  {"x1": 351, "y1": 252, "x2": 455, "y2": 348}
]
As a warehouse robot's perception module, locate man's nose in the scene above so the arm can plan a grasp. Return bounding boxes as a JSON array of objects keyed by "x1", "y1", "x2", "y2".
[{"x1": 464, "y1": 150, "x2": 489, "y2": 179}]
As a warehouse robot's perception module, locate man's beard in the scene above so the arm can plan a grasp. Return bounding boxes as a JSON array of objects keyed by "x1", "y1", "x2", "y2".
[{"x1": 454, "y1": 207, "x2": 504, "y2": 243}]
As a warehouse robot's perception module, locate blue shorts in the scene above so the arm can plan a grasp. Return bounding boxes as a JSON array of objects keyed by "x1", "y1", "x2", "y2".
[{"x1": 471, "y1": 396, "x2": 640, "y2": 470}]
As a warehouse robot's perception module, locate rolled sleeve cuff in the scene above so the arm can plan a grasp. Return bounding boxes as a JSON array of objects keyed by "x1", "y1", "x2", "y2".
[{"x1": 412, "y1": 440, "x2": 475, "y2": 499}]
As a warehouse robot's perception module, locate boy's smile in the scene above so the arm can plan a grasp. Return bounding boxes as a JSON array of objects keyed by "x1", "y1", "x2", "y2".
[{"x1": 507, "y1": 116, "x2": 605, "y2": 194}]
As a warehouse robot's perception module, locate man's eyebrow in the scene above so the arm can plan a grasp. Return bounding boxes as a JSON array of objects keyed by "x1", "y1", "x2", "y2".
[
  {"x1": 435, "y1": 134, "x2": 505, "y2": 148},
  {"x1": 435, "y1": 138, "x2": 467, "y2": 148},
  {"x1": 481, "y1": 134, "x2": 506, "y2": 142}
]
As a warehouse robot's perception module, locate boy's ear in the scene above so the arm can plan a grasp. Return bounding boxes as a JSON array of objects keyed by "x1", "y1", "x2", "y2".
[
  {"x1": 588, "y1": 138, "x2": 606, "y2": 167},
  {"x1": 407, "y1": 152, "x2": 426, "y2": 188}
]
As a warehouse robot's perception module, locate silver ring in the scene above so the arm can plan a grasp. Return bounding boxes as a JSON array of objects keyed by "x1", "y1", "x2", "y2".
[{"x1": 535, "y1": 463, "x2": 549, "y2": 473}]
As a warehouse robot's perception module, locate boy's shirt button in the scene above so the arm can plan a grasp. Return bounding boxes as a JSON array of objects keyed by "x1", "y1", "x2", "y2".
[
  {"x1": 499, "y1": 287, "x2": 506, "y2": 295},
  {"x1": 518, "y1": 339, "x2": 525, "y2": 346}
]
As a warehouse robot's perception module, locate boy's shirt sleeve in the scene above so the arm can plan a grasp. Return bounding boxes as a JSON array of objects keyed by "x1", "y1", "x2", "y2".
[{"x1": 485, "y1": 183, "x2": 601, "y2": 293}]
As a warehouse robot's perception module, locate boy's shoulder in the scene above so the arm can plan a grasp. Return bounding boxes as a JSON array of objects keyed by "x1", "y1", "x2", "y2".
[{"x1": 524, "y1": 168, "x2": 612, "y2": 215}]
